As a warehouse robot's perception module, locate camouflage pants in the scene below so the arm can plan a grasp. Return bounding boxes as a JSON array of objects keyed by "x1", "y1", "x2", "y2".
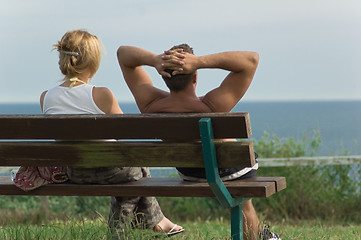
[{"x1": 67, "y1": 167, "x2": 164, "y2": 234}]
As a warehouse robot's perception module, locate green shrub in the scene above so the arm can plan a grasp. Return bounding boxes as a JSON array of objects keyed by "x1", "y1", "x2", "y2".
[
  {"x1": 253, "y1": 130, "x2": 321, "y2": 158},
  {"x1": 252, "y1": 130, "x2": 360, "y2": 223},
  {"x1": 253, "y1": 165, "x2": 361, "y2": 223}
]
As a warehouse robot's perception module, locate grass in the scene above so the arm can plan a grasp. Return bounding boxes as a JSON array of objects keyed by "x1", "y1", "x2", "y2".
[
  {"x1": 277, "y1": 222, "x2": 361, "y2": 240},
  {"x1": 1, "y1": 217, "x2": 360, "y2": 240}
]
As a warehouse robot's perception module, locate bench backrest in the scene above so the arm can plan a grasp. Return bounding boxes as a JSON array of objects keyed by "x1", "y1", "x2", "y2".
[{"x1": 0, "y1": 113, "x2": 255, "y2": 168}]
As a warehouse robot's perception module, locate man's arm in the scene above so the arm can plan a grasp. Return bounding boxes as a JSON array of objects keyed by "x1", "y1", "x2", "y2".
[
  {"x1": 170, "y1": 51, "x2": 259, "y2": 112},
  {"x1": 117, "y1": 46, "x2": 183, "y2": 112}
]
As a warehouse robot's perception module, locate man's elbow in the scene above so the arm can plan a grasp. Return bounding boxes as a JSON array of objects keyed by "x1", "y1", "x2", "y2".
[
  {"x1": 117, "y1": 46, "x2": 133, "y2": 68},
  {"x1": 249, "y1": 52, "x2": 259, "y2": 68},
  {"x1": 116, "y1": 46, "x2": 126, "y2": 61}
]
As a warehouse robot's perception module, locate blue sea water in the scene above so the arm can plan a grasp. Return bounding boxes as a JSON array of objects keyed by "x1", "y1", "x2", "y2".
[
  {"x1": 234, "y1": 101, "x2": 361, "y2": 156},
  {"x1": 1, "y1": 101, "x2": 360, "y2": 156}
]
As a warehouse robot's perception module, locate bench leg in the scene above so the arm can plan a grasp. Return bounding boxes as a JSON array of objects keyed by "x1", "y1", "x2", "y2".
[{"x1": 231, "y1": 204, "x2": 243, "y2": 240}]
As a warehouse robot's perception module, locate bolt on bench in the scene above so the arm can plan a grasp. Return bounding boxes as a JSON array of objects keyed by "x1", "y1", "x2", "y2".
[{"x1": 0, "y1": 113, "x2": 286, "y2": 240}]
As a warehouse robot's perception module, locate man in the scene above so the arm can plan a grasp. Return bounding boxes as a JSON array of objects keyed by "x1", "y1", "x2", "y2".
[{"x1": 117, "y1": 44, "x2": 280, "y2": 240}]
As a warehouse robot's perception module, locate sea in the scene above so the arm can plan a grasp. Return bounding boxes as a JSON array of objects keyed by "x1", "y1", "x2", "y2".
[{"x1": 1, "y1": 101, "x2": 360, "y2": 156}]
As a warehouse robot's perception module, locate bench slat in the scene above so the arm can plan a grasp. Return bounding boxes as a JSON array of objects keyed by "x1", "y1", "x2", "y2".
[
  {"x1": 0, "y1": 113, "x2": 251, "y2": 140},
  {"x1": 0, "y1": 141, "x2": 255, "y2": 168},
  {"x1": 242, "y1": 176, "x2": 287, "y2": 192},
  {"x1": 0, "y1": 176, "x2": 285, "y2": 198}
]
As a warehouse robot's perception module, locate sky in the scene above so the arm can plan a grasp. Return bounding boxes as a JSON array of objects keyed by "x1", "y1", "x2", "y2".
[{"x1": 1, "y1": 0, "x2": 360, "y2": 103}]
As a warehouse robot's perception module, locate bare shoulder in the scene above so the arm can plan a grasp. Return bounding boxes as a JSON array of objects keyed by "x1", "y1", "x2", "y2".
[
  {"x1": 93, "y1": 87, "x2": 113, "y2": 99},
  {"x1": 40, "y1": 90, "x2": 48, "y2": 100},
  {"x1": 92, "y1": 87, "x2": 122, "y2": 114},
  {"x1": 92, "y1": 86, "x2": 114, "y2": 108},
  {"x1": 39, "y1": 90, "x2": 48, "y2": 112}
]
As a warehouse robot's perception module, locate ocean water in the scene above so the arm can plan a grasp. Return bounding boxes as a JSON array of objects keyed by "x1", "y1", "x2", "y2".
[
  {"x1": 1, "y1": 101, "x2": 360, "y2": 156},
  {"x1": 234, "y1": 101, "x2": 361, "y2": 156}
]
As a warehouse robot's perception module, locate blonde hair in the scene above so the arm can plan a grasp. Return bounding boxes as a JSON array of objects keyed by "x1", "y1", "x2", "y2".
[{"x1": 54, "y1": 30, "x2": 102, "y2": 80}]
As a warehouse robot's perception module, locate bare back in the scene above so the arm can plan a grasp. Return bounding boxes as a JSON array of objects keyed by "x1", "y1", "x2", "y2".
[{"x1": 145, "y1": 96, "x2": 213, "y2": 113}]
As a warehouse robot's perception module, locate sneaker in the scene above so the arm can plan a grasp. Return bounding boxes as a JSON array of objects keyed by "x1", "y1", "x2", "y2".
[
  {"x1": 177, "y1": 153, "x2": 259, "y2": 182},
  {"x1": 259, "y1": 225, "x2": 281, "y2": 240}
]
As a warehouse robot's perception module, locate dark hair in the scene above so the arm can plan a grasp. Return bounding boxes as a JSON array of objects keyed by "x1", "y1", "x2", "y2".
[
  {"x1": 162, "y1": 44, "x2": 195, "y2": 92},
  {"x1": 169, "y1": 43, "x2": 194, "y2": 54}
]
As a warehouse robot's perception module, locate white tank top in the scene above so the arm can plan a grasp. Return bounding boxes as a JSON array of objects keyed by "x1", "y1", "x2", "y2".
[{"x1": 43, "y1": 84, "x2": 105, "y2": 114}]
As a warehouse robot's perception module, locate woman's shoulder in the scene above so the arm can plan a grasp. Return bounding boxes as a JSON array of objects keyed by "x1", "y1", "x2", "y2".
[
  {"x1": 92, "y1": 86, "x2": 122, "y2": 114},
  {"x1": 92, "y1": 86, "x2": 114, "y2": 99}
]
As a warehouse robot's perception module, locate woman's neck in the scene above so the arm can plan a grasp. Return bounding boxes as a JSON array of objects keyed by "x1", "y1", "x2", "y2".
[
  {"x1": 61, "y1": 76, "x2": 89, "y2": 87},
  {"x1": 61, "y1": 70, "x2": 91, "y2": 87}
]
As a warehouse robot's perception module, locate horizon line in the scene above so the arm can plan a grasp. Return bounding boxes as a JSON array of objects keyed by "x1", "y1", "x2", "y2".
[{"x1": 1, "y1": 98, "x2": 361, "y2": 104}]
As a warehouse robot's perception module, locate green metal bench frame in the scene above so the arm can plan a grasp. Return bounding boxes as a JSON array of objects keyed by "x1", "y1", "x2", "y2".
[{"x1": 200, "y1": 118, "x2": 247, "y2": 240}]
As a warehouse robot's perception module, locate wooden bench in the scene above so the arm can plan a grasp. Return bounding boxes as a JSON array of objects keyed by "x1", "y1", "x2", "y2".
[{"x1": 0, "y1": 113, "x2": 286, "y2": 240}]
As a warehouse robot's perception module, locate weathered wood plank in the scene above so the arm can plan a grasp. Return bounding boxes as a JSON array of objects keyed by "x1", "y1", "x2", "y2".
[
  {"x1": 0, "y1": 113, "x2": 251, "y2": 140},
  {"x1": 242, "y1": 177, "x2": 287, "y2": 192},
  {"x1": 0, "y1": 141, "x2": 255, "y2": 168},
  {"x1": 0, "y1": 177, "x2": 277, "y2": 198}
]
